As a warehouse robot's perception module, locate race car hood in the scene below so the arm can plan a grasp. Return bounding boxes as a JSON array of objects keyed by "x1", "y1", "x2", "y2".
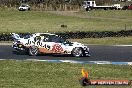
[
  {"x1": 72, "y1": 42, "x2": 85, "y2": 46},
  {"x1": 64, "y1": 41, "x2": 84, "y2": 46}
]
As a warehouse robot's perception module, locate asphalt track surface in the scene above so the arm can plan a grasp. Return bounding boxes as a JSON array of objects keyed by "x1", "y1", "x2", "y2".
[{"x1": 0, "y1": 45, "x2": 132, "y2": 62}]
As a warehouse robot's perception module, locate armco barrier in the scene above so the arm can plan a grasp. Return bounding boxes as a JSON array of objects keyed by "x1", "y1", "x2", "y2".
[{"x1": 0, "y1": 30, "x2": 132, "y2": 41}]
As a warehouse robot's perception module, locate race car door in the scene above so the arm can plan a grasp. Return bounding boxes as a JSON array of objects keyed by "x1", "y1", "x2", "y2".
[{"x1": 39, "y1": 35, "x2": 64, "y2": 54}]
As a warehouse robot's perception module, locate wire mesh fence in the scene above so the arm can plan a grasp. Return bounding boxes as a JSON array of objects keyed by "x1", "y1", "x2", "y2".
[{"x1": 1, "y1": 30, "x2": 132, "y2": 41}]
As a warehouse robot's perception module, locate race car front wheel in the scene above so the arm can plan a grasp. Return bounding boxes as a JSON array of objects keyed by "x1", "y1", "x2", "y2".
[
  {"x1": 72, "y1": 47, "x2": 83, "y2": 57},
  {"x1": 29, "y1": 46, "x2": 39, "y2": 56}
]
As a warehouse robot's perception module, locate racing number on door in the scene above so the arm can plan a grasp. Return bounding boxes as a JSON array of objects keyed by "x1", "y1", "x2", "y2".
[{"x1": 52, "y1": 44, "x2": 63, "y2": 52}]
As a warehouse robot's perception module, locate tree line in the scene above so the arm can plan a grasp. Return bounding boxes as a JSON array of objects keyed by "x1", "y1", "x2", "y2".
[
  {"x1": 0, "y1": 0, "x2": 119, "y2": 6},
  {"x1": 0, "y1": 0, "x2": 119, "y2": 10}
]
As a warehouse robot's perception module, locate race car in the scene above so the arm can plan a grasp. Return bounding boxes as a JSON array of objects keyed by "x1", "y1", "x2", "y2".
[
  {"x1": 18, "y1": 4, "x2": 30, "y2": 11},
  {"x1": 11, "y1": 33, "x2": 90, "y2": 57}
]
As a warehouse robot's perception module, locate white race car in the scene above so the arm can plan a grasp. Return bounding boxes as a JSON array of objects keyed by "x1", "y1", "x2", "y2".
[
  {"x1": 11, "y1": 33, "x2": 90, "y2": 57},
  {"x1": 18, "y1": 4, "x2": 30, "y2": 11}
]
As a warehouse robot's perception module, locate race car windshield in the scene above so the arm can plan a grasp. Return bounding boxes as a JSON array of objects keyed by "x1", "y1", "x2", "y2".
[
  {"x1": 21, "y1": 5, "x2": 26, "y2": 7},
  {"x1": 52, "y1": 36, "x2": 66, "y2": 43},
  {"x1": 23, "y1": 34, "x2": 32, "y2": 39},
  {"x1": 53, "y1": 36, "x2": 72, "y2": 44},
  {"x1": 40, "y1": 34, "x2": 71, "y2": 43}
]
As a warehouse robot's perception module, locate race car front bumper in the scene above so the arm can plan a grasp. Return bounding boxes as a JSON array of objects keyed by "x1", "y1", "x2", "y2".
[
  {"x1": 83, "y1": 47, "x2": 90, "y2": 57},
  {"x1": 12, "y1": 43, "x2": 26, "y2": 51}
]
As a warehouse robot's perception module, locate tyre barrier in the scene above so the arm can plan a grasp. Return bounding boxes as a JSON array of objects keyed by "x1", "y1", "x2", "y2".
[
  {"x1": 0, "y1": 33, "x2": 13, "y2": 41},
  {"x1": 58, "y1": 30, "x2": 132, "y2": 39},
  {"x1": 0, "y1": 33, "x2": 31, "y2": 41},
  {"x1": 0, "y1": 30, "x2": 132, "y2": 41}
]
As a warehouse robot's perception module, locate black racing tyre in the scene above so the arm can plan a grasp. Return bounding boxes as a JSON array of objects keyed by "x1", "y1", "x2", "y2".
[
  {"x1": 28, "y1": 8, "x2": 30, "y2": 11},
  {"x1": 86, "y1": 8, "x2": 89, "y2": 11},
  {"x1": 86, "y1": 7, "x2": 92, "y2": 11},
  {"x1": 19, "y1": 8, "x2": 23, "y2": 11},
  {"x1": 29, "y1": 46, "x2": 39, "y2": 56},
  {"x1": 72, "y1": 47, "x2": 83, "y2": 57}
]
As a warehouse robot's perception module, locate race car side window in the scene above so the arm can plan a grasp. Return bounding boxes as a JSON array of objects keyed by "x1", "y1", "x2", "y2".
[
  {"x1": 34, "y1": 36, "x2": 41, "y2": 42},
  {"x1": 43, "y1": 37, "x2": 50, "y2": 42},
  {"x1": 40, "y1": 34, "x2": 64, "y2": 43},
  {"x1": 42, "y1": 35, "x2": 52, "y2": 42},
  {"x1": 51, "y1": 36, "x2": 65, "y2": 43}
]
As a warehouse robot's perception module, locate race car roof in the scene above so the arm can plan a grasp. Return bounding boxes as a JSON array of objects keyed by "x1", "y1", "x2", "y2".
[{"x1": 32, "y1": 33, "x2": 58, "y2": 38}]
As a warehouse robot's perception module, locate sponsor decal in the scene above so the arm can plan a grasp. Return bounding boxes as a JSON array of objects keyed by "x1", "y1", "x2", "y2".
[
  {"x1": 52, "y1": 44, "x2": 63, "y2": 52},
  {"x1": 90, "y1": 80, "x2": 130, "y2": 85},
  {"x1": 79, "y1": 67, "x2": 131, "y2": 86},
  {"x1": 25, "y1": 39, "x2": 51, "y2": 50}
]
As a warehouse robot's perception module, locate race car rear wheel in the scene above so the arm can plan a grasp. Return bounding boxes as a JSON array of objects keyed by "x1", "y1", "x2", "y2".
[
  {"x1": 72, "y1": 47, "x2": 83, "y2": 57},
  {"x1": 19, "y1": 8, "x2": 23, "y2": 11},
  {"x1": 29, "y1": 46, "x2": 39, "y2": 56}
]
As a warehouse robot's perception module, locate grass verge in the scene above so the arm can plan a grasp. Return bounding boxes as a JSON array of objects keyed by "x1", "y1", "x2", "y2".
[
  {"x1": 69, "y1": 36, "x2": 132, "y2": 45},
  {"x1": 0, "y1": 60, "x2": 132, "y2": 88},
  {"x1": 0, "y1": 10, "x2": 131, "y2": 33}
]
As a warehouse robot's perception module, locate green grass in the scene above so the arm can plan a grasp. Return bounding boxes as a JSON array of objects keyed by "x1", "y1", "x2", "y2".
[
  {"x1": 69, "y1": 36, "x2": 132, "y2": 45},
  {"x1": 0, "y1": 60, "x2": 132, "y2": 88},
  {"x1": 0, "y1": 10, "x2": 132, "y2": 33},
  {"x1": 78, "y1": 10, "x2": 132, "y2": 19}
]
